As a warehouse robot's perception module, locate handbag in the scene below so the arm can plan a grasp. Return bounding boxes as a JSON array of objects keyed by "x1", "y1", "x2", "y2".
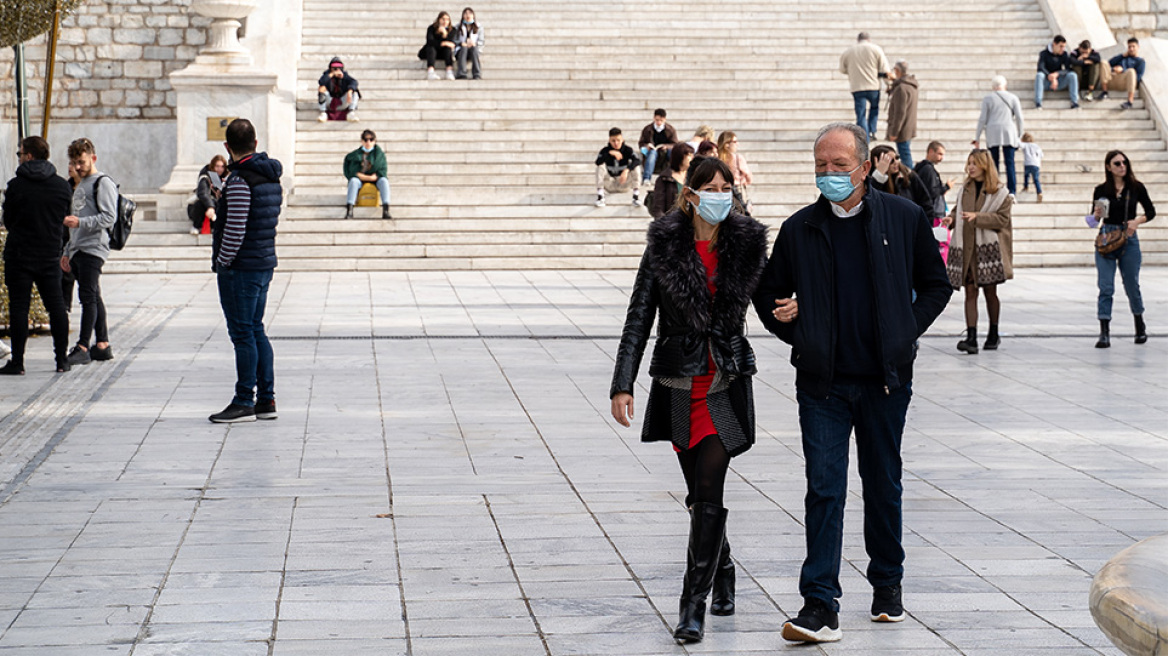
[{"x1": 1095, "y1": 227, "x2": 1127, "y2": 255}]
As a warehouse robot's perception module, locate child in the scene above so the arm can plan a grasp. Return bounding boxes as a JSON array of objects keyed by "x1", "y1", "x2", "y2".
[{"x1": 1020, "y1": 133, "x2": 1044, "y2": 202}]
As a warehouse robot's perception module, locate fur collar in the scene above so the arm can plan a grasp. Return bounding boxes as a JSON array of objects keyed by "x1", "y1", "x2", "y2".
[{"x1": 646, "y1": 210, "x2": 769, "y2": 334}]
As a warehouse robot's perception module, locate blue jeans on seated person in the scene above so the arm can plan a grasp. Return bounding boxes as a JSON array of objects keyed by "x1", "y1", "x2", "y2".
[
  {"x1": 1034, "y1": 71, "x2": 1079, "y2": 107},
  {"x1": 217, "y1": 267, "x2": 275, "y2": 407},
  {"x1": 853, "y1": 90, "x2": 880, "y2": 136},
  {"x1": 641, "y1": 146, "x2": 671, "y2": 183},
  {"x1": 1095, "y1": 226, "x2": 1143, "y2": 320},
  {"x1": 346, "y1": 177, "x2": 391, "y2": 205},
  {"x1": 797, "y1": 381, "x2": 911, "y2": 610}
]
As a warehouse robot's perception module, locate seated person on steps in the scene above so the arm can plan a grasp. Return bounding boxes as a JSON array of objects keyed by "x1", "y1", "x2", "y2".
[
  {"x1": 594, "y1": 128, "x2": 642, "y2": 208},
  {"x1": 454, "y1": 7, "x2": 484, "y2": 80},
  {"x1": 317, "y1": 57, "x2": 360, "y2": 122},
  {"x1": 343, "y1": 130, "x2": 392, "y2": 220},
  {"x1": 638, "y1": 108, "x2": 678, "y2": 186},
  {"x1": 1071, "y1": 40, "x2": 1102, "y2": 102},
  {"x1": 1102, "y1": 38, "x2": 1145, "y2": 110},
  {"x1": 1034, "y1": 35, "x2": 1079, "y2": 109}
]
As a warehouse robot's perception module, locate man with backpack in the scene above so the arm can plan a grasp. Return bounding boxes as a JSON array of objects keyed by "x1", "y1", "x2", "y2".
[{"x1": 63, "y1": 137, "x2": 116, "y2": 366}]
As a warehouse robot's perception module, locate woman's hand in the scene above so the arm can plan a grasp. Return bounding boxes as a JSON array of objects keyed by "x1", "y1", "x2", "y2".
[
  {"x1": 962, "y1": 211, "x2": 978, "y2": 223},
  {"x1": 942, "y1": 216, "x2": 954, "y2": 227},
  {"x1": 204, "y1": 208, "x2": 215, "y2": 220},
  {"x1": 1126, "y1": 217, "x2": 1144, "y2": 236},
  {"x1": 611, "y1": 393, "x2": 634, "y2": 427},
  {"x1": 773, "y1": 298, "x2": 798, "y2": 323},
  {"x1": 875, "y1": 151, "x2": 896, "y2": 175}
]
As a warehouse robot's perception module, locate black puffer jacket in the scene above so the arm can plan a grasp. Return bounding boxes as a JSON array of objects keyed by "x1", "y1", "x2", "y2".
[
  {"x1": 2, "y1": 159, "x2": 73, "y2": 263},
  {"x1": 610, "y1": 209, "x2": 769, "y2": 398}
]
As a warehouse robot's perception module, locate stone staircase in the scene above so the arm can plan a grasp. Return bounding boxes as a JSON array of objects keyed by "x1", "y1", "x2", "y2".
[{"x1": 111, "y1": 0, "x2": 1167, "y2": 272}]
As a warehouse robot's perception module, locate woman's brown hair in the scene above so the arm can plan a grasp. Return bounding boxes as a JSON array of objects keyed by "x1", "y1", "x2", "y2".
[
  {"x1": 1102, "y1": 149, "x2": 1140, "y2": 199},
  {"x1": 966, "y1": 149, "x2": 1001, "y2": 195},
  {"x1": 677, "y1": 157, "x2": 737, "y2": 250},
  {"x1": 716, "y1": 131, "x2": 736, "y2": 164}
]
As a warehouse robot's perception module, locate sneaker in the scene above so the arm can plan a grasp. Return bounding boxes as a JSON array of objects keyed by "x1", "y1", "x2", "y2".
[
  {"x1": 1084, "y1": 90, "x2": 1095, "y2": 102},
  {"x1": 255, "y1": 401, "x2": 278, "y2": 420},
  {"x1": 1070, "y1": 103, "x2": 1080, "y2": 110},
  {"x1": 189, "y1": 227, "x2": 200, "y2": 235},
  {"x1": 0, "y1": 341, "x2": 10, "y2": 358},
  {"x1": 782, "y1": 598, "x2": 842, "y2": 643},
  {"x1": 66, "y1": 345, "x2": 91, "y2": 366},
  {"x1": 427, "y1": 70, "x2": 440, "y2": 81},
  {"x1": 631, "y1": 195, "x2": 642, "y2": 207},
  {"x1": 0, "y1": 361, "x2": 24, "y2": 376},
  {"x1": 1120, "y1": 100, "x2": 1133, "y2": 110},
  {"x1": 346, "y1": 111, "x2": 359, "y2": 122},
  {"x1": 317, "y1": 112, "x2": 327, "y2": 122},
  {"x1": 1098, "y1": 91, "x2": 1109, "y2": 100},
  {"x1": 595, "y1": 194, "x2": 606, "y2": 208},
  {"x1": 444, "y1": 69, "x2": 455, "y2": 81},
  {"x1": 1034, "y1": 104, "x2": 1043, "y2": 110},
  {"x1": 1036, "y1": 193, "x2": 1043, "y2": 203},
  {"x1": 90, "y1": 344, "x2": 113, "y2": 361},
  {"x1": 209, "y1": 403, "x2": 257, "y2": 423},
  {"x1": 871, "y1": 585, "x2": 906, "y2": 622}
]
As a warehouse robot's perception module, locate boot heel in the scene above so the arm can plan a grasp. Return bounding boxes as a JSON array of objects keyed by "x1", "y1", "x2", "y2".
[{"x1": 673, "y1": 503, "x2": 727, "y2": 643}]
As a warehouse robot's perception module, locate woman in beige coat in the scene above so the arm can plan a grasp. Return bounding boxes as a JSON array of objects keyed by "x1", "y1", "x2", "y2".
[{"x1": 943, "y1": 149, "x2": 1013, "y2": 354}]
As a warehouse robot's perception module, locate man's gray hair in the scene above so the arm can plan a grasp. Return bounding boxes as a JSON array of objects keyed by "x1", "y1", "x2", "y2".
[
  {"x1": 857, "y1": 32, "x2": 869, "y2": 42},
  {"x1": 894, "y1": 60, "x2": 908, "y2": 74},
  {"x1": 991, "y1": 75, "x2": 1007, "y2": 90},
  {"x1": 814, "y1": 123, "x2": 869, "y2": 163}
]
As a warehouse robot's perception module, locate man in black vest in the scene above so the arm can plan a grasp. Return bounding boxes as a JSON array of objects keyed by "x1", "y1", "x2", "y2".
[
  {"x1": 1, "y1": 136, "x2": 73, "y2": 374},
  {"x1": 210, "y1": 118, "x2": 282, "y2": 423}
]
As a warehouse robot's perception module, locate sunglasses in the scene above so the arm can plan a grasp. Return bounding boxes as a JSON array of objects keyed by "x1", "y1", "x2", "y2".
[
  {"x1": 362, "y1": 138, "x2": 375, "y2": 143},
  {"x1": 1110, "y1": 160, "x2": 1127, "y2": 167}
]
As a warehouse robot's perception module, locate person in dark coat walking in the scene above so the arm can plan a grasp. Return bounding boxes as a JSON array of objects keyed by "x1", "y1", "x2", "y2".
[
  {"x1": 1, "y1": 136, "x2": 73, "y2": 374},
  {"x1": 753, "y1": 123, "x2": 951, "y2": 644},
  {"x1": 610, "y1": 157, "x2": 768, "y2": 645}
]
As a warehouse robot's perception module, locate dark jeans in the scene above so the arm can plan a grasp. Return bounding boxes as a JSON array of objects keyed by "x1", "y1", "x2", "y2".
[
  {"x1": 852, "y1": 90, "x2": 880, "y2": 137},
  {"x1": 423, "y1": 45, "x2": 454, "y2": 68},
  {"x1": 796, "y1": 381, "x2": 912, "y2": 610},
  {"x1": 217, "y1": 268, "x2": 275, "y2": 406},
  {"x1": 1096, "y1": 226, "x2": 1143, "y2": 319},
  {"x1": 988, "y1": 145, "x2": 1018, "y2": 195},
  {"x1": 3, "y1": 259, "x2": 70, "y2": 367},
  {"x1": 71, "y1": 251, "x2": 108, "y2": 346}
]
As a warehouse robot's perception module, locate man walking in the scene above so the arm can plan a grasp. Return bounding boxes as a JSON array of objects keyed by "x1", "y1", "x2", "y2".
[
  {"x1": 913, "y1": 141, "x2": 956, "y2": 223},
  {"x1": 839, "y1": 32, "x2": 890, "y2": 140},
  {"x1": 0, "y1": 136, "x2": 73, "y2": 374},
  {"x1": 885, "y1": 60, "x2": 918, "y2": 168},
  {"x1": 63, "y1": 138, "x2": 116, "y2": 366},
  {"x1": 210, "y1": 118, "x2": 281, "y2": 423},
  {"x1": 753, "y1": 123, "x2": 952, "y2": 643}
]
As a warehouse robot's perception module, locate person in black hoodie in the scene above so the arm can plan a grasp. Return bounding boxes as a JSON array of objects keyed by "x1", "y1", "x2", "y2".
[
  {"x1": 1, "y1": 136, "x2": 73, "y2": 374},
  {"x1": 753, "y1": 123, "x2": 951, "y2": 645},
  {"x1": 1035, "y1": 35, "x2": 1080, "y2": 109},
  {"x1": 209, "y1": 119, "x2": 282, "y2": 424},
  {"x1": 594, "y1": 127, "x2": 642, "y2": 207}
]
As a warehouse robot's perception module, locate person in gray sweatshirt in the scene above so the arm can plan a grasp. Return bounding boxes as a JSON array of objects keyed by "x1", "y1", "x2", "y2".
[{"x1": 62, "y1": 138, "x2": 117, "y2": 365}]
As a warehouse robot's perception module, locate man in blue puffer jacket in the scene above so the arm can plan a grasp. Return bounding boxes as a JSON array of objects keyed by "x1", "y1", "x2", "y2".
[{"x1": 210, "y1": 118, "x2": 282, "y2": 424}]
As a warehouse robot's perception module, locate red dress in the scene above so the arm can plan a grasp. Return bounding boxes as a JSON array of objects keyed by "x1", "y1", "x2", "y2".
[{"x1": 683, "y1": 241, "x2": 718, "y2": 450}]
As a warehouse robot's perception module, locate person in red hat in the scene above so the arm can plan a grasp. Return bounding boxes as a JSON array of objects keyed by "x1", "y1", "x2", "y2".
[{"x1": 317, "y1": 57, "x2": 360, "y2": 122}]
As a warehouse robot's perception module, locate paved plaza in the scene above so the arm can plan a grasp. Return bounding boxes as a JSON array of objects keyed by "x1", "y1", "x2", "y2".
[{"x1": 0, "y1": 266, "x2": 1165, "y2": 655}]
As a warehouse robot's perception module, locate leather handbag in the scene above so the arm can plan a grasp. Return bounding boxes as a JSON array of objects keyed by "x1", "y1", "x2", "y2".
[{"x1": 1095, "y1": 228, "x2": 1127, "y2": 255}]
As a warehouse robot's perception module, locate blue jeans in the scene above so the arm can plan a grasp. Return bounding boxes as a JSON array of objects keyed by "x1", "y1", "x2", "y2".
[
  {"x1": 796, "y1": 382, "x2": 912, "y2": 610},
  {"x1": 988, "y1": 145, "x2": 1017, "y2": 195},
  {"x1": 1096, "y1": 227, "x2": 1143, "y2": 320},
  {"x1": 895, "y1": 141, "x2": 913, "y2": 169},
  {"x1": 1023, "y1": 165, "x2": 1042, "y2": 194},
  {"x1": 217, "y1": 268, "x2": 275, "y2": 406},
  {"x1": 852, "y1": 90, "x2": 880, "y2": 136},
  {"x1": 641, "y1": 146, "x2": 671, "y2": 182},
  {"x1": 346, "y1": 177, "x2": 391, "y2": 205},
  {"x1": 1034, "y1": 71, "x2": 1079, "y2": 107}
]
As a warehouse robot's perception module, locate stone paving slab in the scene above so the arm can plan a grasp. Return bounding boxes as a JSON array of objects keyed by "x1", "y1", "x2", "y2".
[{"x1": 0, "y1": 267, "x2": 1165, "y2": 654}]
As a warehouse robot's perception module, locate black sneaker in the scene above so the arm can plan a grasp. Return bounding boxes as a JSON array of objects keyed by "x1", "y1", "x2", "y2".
[
  {"x1": 255, "y1": 401, "x2": 278, "y2": 420},
  {"x1": 90, "y1": 344, "x2": 114, "y2": 361},
  {"x1": 0, "y1": 361, "x2": 25, "y2": 376},
  {"x1": 781, "y1": 597, "x2": 841, "y2": 643},
  {"x1": 209, "y1": 403, "x2": 257, "y2": 423},
  {"x1": 871, "y1": 584, "x2": 905, "y2": 622},
  {"x1": 66, "y1": 345, "x2": 91, "y2": 366},
  {"x1": 1120, "y1": 100, "x2": 1133, "y2": 110},
  {"x1": 1098, "y1": 91, "x2": 1109, "y2": 100}
]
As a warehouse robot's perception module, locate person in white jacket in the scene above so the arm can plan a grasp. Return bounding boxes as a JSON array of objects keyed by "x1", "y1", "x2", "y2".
[
  {"x1": 972, "y1": 75, "x2": 1025, "y2": 195},
  {"x1": 454, "y1": 8, "x2": 484, "y2": 80}
]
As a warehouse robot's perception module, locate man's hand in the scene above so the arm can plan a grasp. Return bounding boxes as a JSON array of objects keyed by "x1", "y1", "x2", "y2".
[
  {"x1": 945, "y1": 177, "x2": 958, "y2": 189},
  {"x1": 1113, "y1": 65, "x2": 1123, "y2": 74},
  {"x1": 1048, "y1": 72, "x2": 1059, "y2": 86},
  {"x1": 773, "y1": 298, "x2": 798, "y2": 323},
  {"x1": 618, "y1": 170, "x2": 628, "y2": 185},
  {"x1": 609, "y1": 149, "x2": 623, "y2": 161},
  {"x1": 63, "y1": 215, "x2": 79, "y2": 229},
  {"x1": 888, "y1": 135, "x2": 898, "y2": 142},
  {"x1": 60, "y1": 256, "x2": 70, "y2": 273},
  {"x1": 611, "y1": 392, "x2": 634, "y2": 427}
]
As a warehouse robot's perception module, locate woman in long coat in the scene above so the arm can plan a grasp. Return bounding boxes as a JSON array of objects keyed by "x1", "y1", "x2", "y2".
[
  {"x1": 610, "y1": 157, "x2": 768, "y2": 644},
  {"x1": 943, "y1": 148, "x2": 1014, "y2": 354}
]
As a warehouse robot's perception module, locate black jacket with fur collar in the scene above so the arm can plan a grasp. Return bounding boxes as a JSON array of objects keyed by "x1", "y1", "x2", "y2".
[{"x1": 610, "y1": 209, "x2": 769, "y2": 398}]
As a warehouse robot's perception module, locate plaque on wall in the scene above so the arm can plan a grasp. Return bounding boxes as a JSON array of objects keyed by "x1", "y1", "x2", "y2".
[{"x1": 206, "y1": 117, "x2": 237, "y2": 141}]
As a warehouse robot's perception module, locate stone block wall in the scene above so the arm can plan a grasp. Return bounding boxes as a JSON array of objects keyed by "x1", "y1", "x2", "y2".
[
  {"x1": 1097, "y1": 0, "x2": 1168, "y2": 39},
  {"x1": 0, "y1": 0, "x2": 210, "y2": 121}
]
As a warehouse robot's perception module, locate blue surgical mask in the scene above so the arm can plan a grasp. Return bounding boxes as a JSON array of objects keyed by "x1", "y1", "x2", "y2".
[
  {"x1": 693, "y1": 190, "x2": 733, "y2": 225},
  {"x1": 815, "y1": 164, "x2": 863, "y2": 202},
  {"x1": 465, "y1": 18, "x2": 474, "y2": 24},
  {"x1": 361, "y1": 145, "x2": 373, "y2": 153}
]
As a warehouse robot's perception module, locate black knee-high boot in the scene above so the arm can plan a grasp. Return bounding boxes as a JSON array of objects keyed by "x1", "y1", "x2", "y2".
[
  {"x1": 710, "y1": 533, "x2": 735, "y2": 616},
  {"x1": 674, "y1": 502, "x2": 727, "y2": 644}
]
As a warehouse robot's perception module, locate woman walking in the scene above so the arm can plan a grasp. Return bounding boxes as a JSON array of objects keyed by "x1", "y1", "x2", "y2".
[
  {"x1": 610, "y1": 157, "x2": 768, "y2": 644},
  {"x1": 943, "y1": 149, "x2": 1014, "y2": 354},
  {"x1": 1092, "y1": 150, "x2": 1154, "y2": 347},
  {"x1": 718, "y1": 131, "x2": 753, "y2": 214}
]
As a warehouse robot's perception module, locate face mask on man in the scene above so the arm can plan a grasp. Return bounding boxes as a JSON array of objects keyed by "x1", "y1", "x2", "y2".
[
  {"x1": 815, "y1": 164, "x2": 863, "y2": 203},
  {"x1": 692, "y1": 190, "x2": 733, "y2": 225}
]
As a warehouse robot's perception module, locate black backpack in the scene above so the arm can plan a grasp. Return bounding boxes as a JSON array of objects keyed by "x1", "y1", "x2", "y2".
[{"x1": 93, "y1": 174, "x2": 136, "y2": 250}]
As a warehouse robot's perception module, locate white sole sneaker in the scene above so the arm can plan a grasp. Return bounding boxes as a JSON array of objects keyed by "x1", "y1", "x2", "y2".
[
  {"x1": 781, "y1": 621, "x2": 842, "y2": 643},
  {"x1": 317, "y1": 112, "x2": 327, "y2": 122}
]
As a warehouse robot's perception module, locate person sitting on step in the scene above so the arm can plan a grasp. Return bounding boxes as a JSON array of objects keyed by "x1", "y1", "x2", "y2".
[
  {"x1": 343, "y1": 130, "x2": 391, "y2": 220},
  {"x1": 594, "y1": 127, "x2": 642, "y2": 208},
  {"x1": 1034, "y1": 35, "x2": 1079, "y2": 109},
  {"x1": 638, "y1": 108, "x2": 678, "y2": 186},
  {"x1": 1101, "y1": 38, "x2": 1146, "y2": 110},
  {"x1": 317, "y1": 57, "x2": 360, "y2": 122},
  {"x1": 1071, "y1": 40, "x2": 1103, "y2": 102},
  {"x1": 454, "y1": 7, "x2": 484, "y2": 80},
  {"x1": 419, "y1": 11, "x2": 457, "y2": 81}
]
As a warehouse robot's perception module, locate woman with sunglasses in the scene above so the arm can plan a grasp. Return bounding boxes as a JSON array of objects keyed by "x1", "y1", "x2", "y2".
[
  {"x1": 1091, "y1": 150, "x2": 1155, "y2": 347},
  {"x1": 343, "y1": 130, "x2": 391, "y2": 220},
  {"x1": 610, "y1": 157, "x2": 768, "y2": 644}
]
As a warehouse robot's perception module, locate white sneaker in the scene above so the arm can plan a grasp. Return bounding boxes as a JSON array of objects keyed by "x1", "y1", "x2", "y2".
[
  {"x1": 189, "y1": 227, "x2": 200, "y2": 235},
  {"x1": 0, "y1": 341, "x2": 10, "y2": 358},
  {"x1": 346, "y1": 111, "x2": 359, "y2": 122},
  {"x1": 317, "y1": 112, "x2": 327, "y2": 122},
  {"x1": 427, "y1": 70, "x2": 440, "y2": 81},
  {"x1": 595, "y1": 195, "x2": 606, "y2": 207},
  {"x1": 445, "y1": 69, "x2": 455, "y2": 81},
  {"x1": 631, "y1": 196, "x2": 642, "y2": 207}
]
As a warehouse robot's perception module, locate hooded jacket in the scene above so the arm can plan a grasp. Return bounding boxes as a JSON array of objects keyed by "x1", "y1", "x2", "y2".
[
  {"x1": 885, "y1": 74, "x2": 919, "y2": 142},
  {"x1": 213, "y1": 152, "x2": 282, "y2": 271},
  {"x1": 1, "y1": 159, "x2": 73, "y2": 263}
]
